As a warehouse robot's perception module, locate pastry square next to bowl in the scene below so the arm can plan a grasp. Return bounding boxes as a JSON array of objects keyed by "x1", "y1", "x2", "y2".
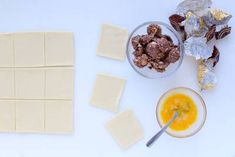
[
  {"x1": 97, "y1": 24, "x2": 128, "y2": 61},
  {"x1": 90, "y1": 74, "x2": 126, "y2": 112}
]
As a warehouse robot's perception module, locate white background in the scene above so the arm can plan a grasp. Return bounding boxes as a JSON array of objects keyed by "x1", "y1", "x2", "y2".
[{"x1": 0, "y1": 0, "x2": 235, "y2": 156}]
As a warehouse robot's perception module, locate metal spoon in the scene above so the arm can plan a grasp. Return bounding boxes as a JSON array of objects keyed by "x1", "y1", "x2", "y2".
[{"x1": 146, "y1": 112, "x2": 179, "y2": 147}]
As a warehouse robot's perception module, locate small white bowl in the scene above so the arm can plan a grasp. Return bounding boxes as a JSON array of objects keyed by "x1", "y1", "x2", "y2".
[{"x1": 156, "y1": 87, "x2": 207, "y2": 138}]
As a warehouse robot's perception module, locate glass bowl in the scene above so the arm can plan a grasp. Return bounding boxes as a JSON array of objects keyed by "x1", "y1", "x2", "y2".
[
  {"x1": 156, "y1": 87, "x2": 207, "y2": 138},
  {"x1": 126, "y1": 21, "x2": 184, "y2": 79}
]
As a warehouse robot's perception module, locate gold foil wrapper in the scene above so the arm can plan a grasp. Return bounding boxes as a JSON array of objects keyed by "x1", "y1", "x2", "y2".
[
  {"x1": 203, "y1": 9, "x2": 232, "y2": 27},
  {"x1": 174, "y1": 0, "x2": 231, "y2": 92},
  {"x1": 183, "y1": 12, "x2": 207, "y2": 37},
  {"x1": 184, "y1": 37, "x2": 212, "y2": 60},
  {"x1": 177, "y1": 0, "x2": 212, "y2": 16},
  {"x1": 198, "y1": 60, "x2": 217, "y2": 91},
  {"x1": 210, "y1": 9, "x2": 231, "y2": 21}
]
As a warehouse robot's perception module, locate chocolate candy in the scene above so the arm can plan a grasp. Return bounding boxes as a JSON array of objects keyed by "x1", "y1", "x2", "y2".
[
  {"x1": 146, "y1": 41, "x2": 162, "y2": 60},
  {"x1": 131, "y1": 35, "x2": 141, "y2": 49},
  {"x1": 166, "y1": 47, "x2": 180, "y2": 63},
  {"x1": 140, "y1": 34, "x2": 154, "y2": 46},
  {"x1": 133, "y1": 44, "x2": 144, "y2": 57},
  {"x1": 133, "y1": 54, "x2": 149, "y2": 68},
  {"x1": 147, "y1": 24, "x2": 162, "y2": 36},
  {"x1": 161, "y1": 34, "x2": 173, "y2": 43},
  {"x1": 131, "y1": 24, "x2": 180, "y2": 73}
]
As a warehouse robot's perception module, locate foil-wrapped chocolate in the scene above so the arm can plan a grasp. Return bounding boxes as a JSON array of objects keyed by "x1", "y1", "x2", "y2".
[
  {"x1": 198, "y1": 59, "x2": 217, "y2": 90},
  {"x1": 182, "y1": 12, "x2": 207, "y2": 37},
  {"x1": 203, "y1": 9, "x2": 232, "y2": 27},
  {"x1": 176, "y1": 0, "x2": 212, "y2": 16},
  {"x1": 184, "y1": 37, "x2": 212, "y2": 60}
]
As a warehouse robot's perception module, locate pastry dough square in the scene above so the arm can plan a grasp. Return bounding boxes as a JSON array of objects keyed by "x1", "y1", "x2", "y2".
[
  {"x1": 0, "y1": 100, "x2": 15, "y2": 132},
  {"x1": 0, "y1": 69, "x2": 14, "y2": 98},
  {"x1": 90, "y1": 74, "x2": 126, "y2": 112},
  {"x1": 14, "y1": 32, "x2": 44, "y2": 67},
  {"x1": 45, "y1": 32, "x2": 74, "y2": 66},
  {"x1": 45, "y1": 68, "x2": 74, "y2": 99},
  {"x1": 45, "y1": 100, "x2": 73, "y2": 134},
  {"x1": 0, "y1": 34, "x2": 14, "y2": 67},
  {"x1": 15, "y1": 69, "x2": 45, "y2": 99},
  {"x1": 105, "y1": 109, "x2": 144, "y2": 149},
  {"x1": 97, "y1": 24, "x2": 128, "y2": 61},
  {"x1": 16, "y1": 100, "x2": 44, "y2": 133}
]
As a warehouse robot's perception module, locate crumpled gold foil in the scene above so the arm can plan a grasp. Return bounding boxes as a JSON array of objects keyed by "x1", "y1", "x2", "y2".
[
  {"x1": 182, "y1": 12, "x2": 207, "y2": 37},
  {"x1": 211, "y1": 9, "x2": 231, "y2": 21},
  {"x1": 203, "y1": 9, "x2": 232, "y2": 27},
  {"x1": 177, "y1": 0, "x2": 212, "y2": 16},
  {"x1": 172, "y1": 0, "x2": 232, "y2": 92},
  {"x1": 184, "y1": 37, "x2": 212, "y2": 60},
  {"x1": 198, "y1": 59, "x2": 217, "y2": 91}
]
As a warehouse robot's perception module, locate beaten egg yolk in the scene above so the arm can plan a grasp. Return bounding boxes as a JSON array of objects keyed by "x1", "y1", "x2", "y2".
[{"x1": 160, "y1": 93, "x2": 198, "y2": 131}]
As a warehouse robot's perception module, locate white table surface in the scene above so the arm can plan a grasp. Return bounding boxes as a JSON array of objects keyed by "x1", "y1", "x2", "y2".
[{"x1": 0, "y1": 0, "x2": 235, "y2": 156}]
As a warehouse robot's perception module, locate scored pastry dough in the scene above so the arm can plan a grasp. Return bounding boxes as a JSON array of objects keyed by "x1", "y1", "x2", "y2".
[
  {"x1": 15, "y1": 68, "x2": 45, "y2": 99},
  {"x1": 0, "y1": 69, "x2": 14, "y2": 99},
  {"x1": 45, "y1": 68, "x2": 74, "y2": 99},
  {"x1": 16, "y1": 100, "x2": 44, "y2": 133},
  {"x1": 97, "y1": 24, "x2": 128, "y2": 61},
  {"x1": 45, "y1": 100, "x2": 73, "y2": 134},
  {"x1": 0, "y1": 34, "x2": 14, "y2": 67},
  {"x1": 105, "y1": 109, "x2": 144, "y2": 149},
  {"x1": 45, "y1": 32, "x2": 74, "y2": 66},
  {"x1": 0, "y1": 100, "x2": 15, "y2": 132},
  {"x1": 0, "y1": 32, "x2": 74, "y2": 134},
  {"x1": 14, "y1": 32, "x2": 44, "y2": 67},
  {"x1": 90, "y1": 74, "x2": 126, "y2": 112}
]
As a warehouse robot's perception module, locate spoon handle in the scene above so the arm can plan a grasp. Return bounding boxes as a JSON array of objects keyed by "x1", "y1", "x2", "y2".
[{"x1": 146, "y1": 112, "x2": 178, "y2": 147}]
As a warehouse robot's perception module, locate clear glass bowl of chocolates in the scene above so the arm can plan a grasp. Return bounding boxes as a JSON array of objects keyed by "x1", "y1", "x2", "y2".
[{"x1": 126, "y1": 21, "x2": 184, "y2": 78}]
